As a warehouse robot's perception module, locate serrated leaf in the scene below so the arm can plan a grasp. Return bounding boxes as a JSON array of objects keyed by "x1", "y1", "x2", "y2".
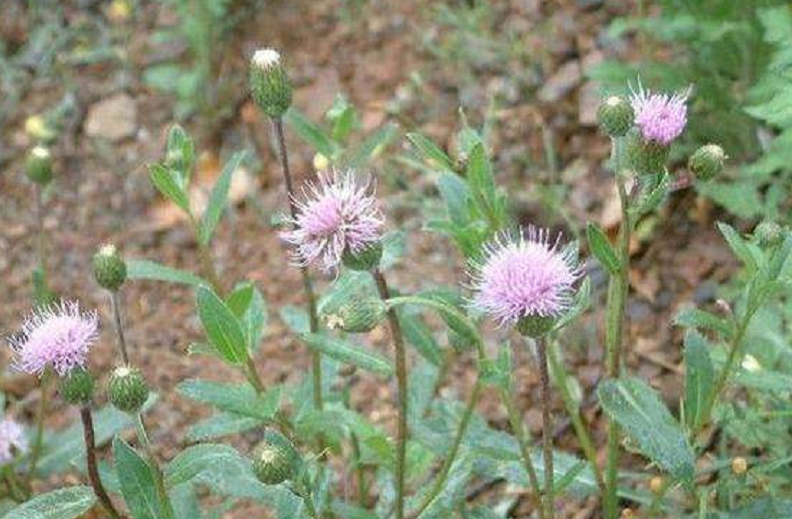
[
  {"x1": 586, "y1": 222, "x2": 620, "y2": 275},
  {"x1": 683, "y1": 330, "x2": 715, "y2": 431},
  {"x1": 149, "y1": 164, "x2": 191, "y2": 214},
  {"x1": 199, "y1": 151, "x2": 246, "y2": 246},
  {"x1": 598, "y1": 377, "x2": 695, "y2": 482},
  {"x1": 0, "y1": 487, "x2": 95, "y2": 519},
  {"x1": 127, "y1": 259, "x2": 205, "y2": 286},
  {"x1": 196, "y1": 286, "x2": 248, "y2": 365},
  {"x1": 303, "y1": 334, "x2": 393, "y2": 376},
  {"x1": 113, "y1": 437, "x2": 166, "y2": 519}
]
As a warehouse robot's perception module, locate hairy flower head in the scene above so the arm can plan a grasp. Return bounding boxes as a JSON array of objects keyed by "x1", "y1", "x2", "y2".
[
  {"x1": 630, "y1": 83, "x2": 689, "y2": 145},
  {"x1": 470, "y1": 228, "x2": 580, "y2": 327},
  {"x1": 0, "y1": 417, "x2": 28, "y2": 464},
  {"x1": 280, "y1": 170, "x2": 384, "y2": 272},
  {"x1": 251, "y1": 48, "x2": 281, "y2": 71},
  {"x1": 8, "y1": 301, "x2": 99, "y2": 377}
]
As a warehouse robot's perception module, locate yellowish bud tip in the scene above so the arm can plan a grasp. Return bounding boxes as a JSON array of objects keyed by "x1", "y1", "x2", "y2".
[
  {"x1": 252, "y1": 48, "x2": 281, "y2": 70},
  {"x1": 732, "y1": 457, "x2": 748, "y2": 475},
  {"x1": 649, "y1": 476, "x2": 663, "y2": 494}
]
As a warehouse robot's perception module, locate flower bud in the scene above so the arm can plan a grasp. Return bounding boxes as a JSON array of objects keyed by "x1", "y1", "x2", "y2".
[
  {"x1": 108, "y1": 365, "x2": 149, "y2": 414},
  {"x1": 313, "y1": 153, "x2": 330, "y2": 172},
  {"x1": 754, "y1": 221, "x2": 783, "y2": 249},
  {"x1": 688, "y1": 144, "x2": 725, "y2": 181},
  {"x1": 625, "y1": 130, "x2": 669, "y2": 175},
  {"x1": 649, "y1": 476, "x2": 664, "y2": 494},
  {"x1": 731, "y1": 457, "x2": 748, "y2": 475},
  {"x1": 517, "y1": 314, "x2": 557, "y2": 338},
  {"x1": 26, "y1": 146, "x2": 53, "y2": 185},
  {"x1": 322, "y1": 297, "x2": 386, "y2": 334},
  {"x1": 342, "y1": 242, "x2": 383, "y2": 272},
  {"x1": 60, "y1": 368, "x2": 95, "y2": 405},
  {"x1": 250, "y1": 48, "x2": 292, "y2": 119},
  {"x1": 597, "y1": 96, "x2": 634, "y2": 137},
  {"x1": 251, "y1": 429, "x2": 302, "y2": 485},
  {"x1": 92, "y1": 244, "x2": 127, "y2": 291}
]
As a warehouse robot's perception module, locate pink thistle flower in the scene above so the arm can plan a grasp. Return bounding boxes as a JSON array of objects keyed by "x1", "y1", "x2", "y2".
[
  {"x1": 280, "y1": 169, "x2": 384, "y2": 272},
  {"x1": 470, "y1": 228, "x2": 580, "y2": 327},
  {"x1": 8, "y1": 301, "x2": 99, "y2": 377},
  {"x1": 0, "y1": 417, "x2": 27, "y2": 464},
  {"x1": 630, "y1": 83, "x2": 690, "y2": 145}
]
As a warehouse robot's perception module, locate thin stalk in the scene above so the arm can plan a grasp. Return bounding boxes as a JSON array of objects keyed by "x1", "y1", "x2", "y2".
[
  {"x1": 351, "y1": 432, "x2": 367, "y2": 506},
  {"x1": 136, "y1": 414, "x2": 175, "y2": 519},
  {"x1": 25, "y1": 370, "x2": 51, "y2": 484},
  {"x1": 409, "y1": 378, "x2": 483, "y2": 519},
  {"x1": 244, "y1": 357, "x2": 266, "y2": 393},
  {"x1": 2, "y1": 466, "x2": 27, "y2": 502},
  {"x1": 35, "y1": 184, "x2": 46, "y2": 271},
  {"x1": 299, "y1": 487, "x2": 320, "y2": 519},
  {"x1": 499, "y1": 387, "x2": 545, "y2": 519},
  {"x1": 537, "y1": 338, "x2": 554, "y2": 519},
  {"x1": 188, "y1": 213, "x2": 225, "y2": 296},
  {"x1": 110, "y1": 290, "x2": 130, "y2": 364},
  {"x1": 80, "y1": 406, "x2": 124, "y2": 519},
  {"x1": 708, "y1": 314, "x2": 751, "y2": 420},
  {"x1": 271, "y1": 117, "x2": 324, "y2": 415},
  {"x1": 372, "y1": 269, "x2": 408, "y2": 519},
  {"x1": 603, "y1": 164, "x2": 631, "y2": 519}
]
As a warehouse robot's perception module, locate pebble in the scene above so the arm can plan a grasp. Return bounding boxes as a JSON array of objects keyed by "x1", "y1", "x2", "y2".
[{"x1": 84, "y1": 93, "x2": 138, "y2": 142}]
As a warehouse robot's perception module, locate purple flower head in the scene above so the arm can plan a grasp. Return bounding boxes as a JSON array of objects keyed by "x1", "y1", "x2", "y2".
[
  {"x1": 470, "y1": 228, "x2": 580, "y2": 327},
  {"x1": 281, "y1": 169, "x2": 384, "y2": 272},
  {"x1": 8, "y1": 300, "x2": 99, "y2": 377},
  {"x1": 630, "y1": 83, "x2": 690, "y2": 145},
  {"x1": 0, "y1": 417, "x2": 27, "y2": 464}
]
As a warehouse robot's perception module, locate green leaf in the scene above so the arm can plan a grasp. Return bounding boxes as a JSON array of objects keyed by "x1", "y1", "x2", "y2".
[
  {"x1": 345, "y1": 123, "x2": 398, "y2": 169},
  {"x1": 399, "y1": 312, "x2": 443, "y2": 366},
  {"x1": 166, "y1": 444, "x2": 250, "y2": 488},
  {"x1": 186, "y1": 412, "x2": 260, "y2": 442},
  {"x1": 199, "y1": 151, "x2": 246, "y2": 246},
  {"x1": 436, "y1": 172, "x2": 471, "y2": 227},
  {"x1": 598, "y1": 377, "x2": 695, "y2": 482},
  {"x1": 113, "y1": 437, "x2": 166, "y2": 519},
  {"x1": 226, "y1": 283, "x2": 255, "y2": 317},
  {"x1": 196, "y1": 286, "x2": 248, "y2": 365},
  {"x1": 284, "y1": 107, "x2": 337, "y2": 158},
  {"x1": 303, "y1": 333, "x2": 393, "y2": 377},
  {"x1": 466, "y1": 144, "x2": 502, "y2": 228},
  {"x1": 0, "y1": 487, "x2": 95, "y2": 519},
  {"x1": 127, "y1": 259, "x2": 205, "y2": 286},
  {"x1": 165, "y1": 124, "x2": 195, "y2": 184},
  {"x1": 242, "y1": 286, "x2": 268, "y2": 353},
  {"x1": 149, "y1": 164, "x2": 191, "y2": 214},
  {"x1": 717, "y1": 222, "x2": 760, "y2": 273},
  {"x1": 280, "y1": 305, "x2": 311, "y2": 335},
  {"x1": 586, "y1": 222, "x2": 620, "y2": 275},
  {"x1": 683, "y1": 330, "x2": 715, "y2": 431},
  {"x1": 177, "y1": 379, "x2": 281, "y2": 420},
  {"x1": 387, "y1": 294, "x2": 482, "y2": 349},
  {"x1": 406, "y1": 132, "x2": 454, "y2": 171},
  {"x1": 673, "y1": 307, "x2": 732, "y2": 338}
]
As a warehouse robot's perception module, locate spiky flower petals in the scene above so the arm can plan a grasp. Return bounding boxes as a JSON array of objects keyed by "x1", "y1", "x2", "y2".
[
  {"x1": 0, "y1": 417, "x2": 28, "y2": 464},
  {"x1": 630, "y1": 84, "x2": 689, "y2": 145},
  {"x1": 470, "y1": 228, "x2": 580, "y2": 328},
  {"x1": 8, "y1": 301, "x2": 99, "y2": 377},
  {"x1": 281, "y1": 170, "x2": 384, "y2": 272}
]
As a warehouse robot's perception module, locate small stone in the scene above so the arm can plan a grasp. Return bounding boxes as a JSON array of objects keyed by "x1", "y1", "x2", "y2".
[{"x1": 85, "y1": 94, "x2": 137, "y2": 142}]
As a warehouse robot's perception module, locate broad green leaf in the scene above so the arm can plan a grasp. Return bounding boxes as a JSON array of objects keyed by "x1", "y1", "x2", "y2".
[
  {"x1": 166, "y1": 444, "x2": 249, "y2": 488},
  {"x1": 149, "y1": 164, "x2": 191, "y2": 214},
  {"x1": 598, "y1": 377, "x2": 695, "y2": 482},
  {"x1": 199, "y1": 151, "x2": 246, "y2": 246},
  {"x1": 113, "y1": 437, "x2": 165, "y2": 519},
  {"x1": 586, "y1": 222, "x2": 620, "y2": 274},
  {"x1": 186, "y1": 412, "x2": 259, "y2": 442},
  {"x1": 127, "y1": 259, "x2": 205, "y2": 286},
  {"x1": 399, "y1": 312, "x2": 443, "y2": 366},
  {"x1": 177, "y1": 379, "x2": 281, "y2": 420},
  {"x1": 387, "y1": 294, "x2": 481, "y2": 349},
  {"x1": 284, "y1": 107, "x2": 337, "y2": 158},
  {"x1": 406, "y1": 132, "x2": 454, "y2": 171},
  {"x1": 0, "y1": 487, "x2": 95, "y2": 519},
  {"x1": 683, "y1": 330, "x2": 715, "y2": 431},
  {"x1": 436, "y1": 172, "x2": 471, "y2": 227},
  {"x1": 717, "y1": 222, "x2": 760, "y2": 273},
  {"x1": 673, "y1": 307, "x2": 732, "y2": 338},
  {"x1": 303, "y1": 333, "x2": 393, "y2": 377},
  {"x1": 169, "y1": 484, "x2": 202, "y2": 519},
  {"x1": 196, "y1": 286, "x2": 248, "y2": 365},
  {"x1": 280, "y1": 305, "x2": 311, "y2": 335},
  {"x1": 226, "y1": 283, "x2": 255, "y2": 317}
]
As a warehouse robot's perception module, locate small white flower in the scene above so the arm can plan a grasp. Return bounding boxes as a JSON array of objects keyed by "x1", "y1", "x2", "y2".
[{"x1": 252, "y1": 48, "x2": 281, "y2": 71}]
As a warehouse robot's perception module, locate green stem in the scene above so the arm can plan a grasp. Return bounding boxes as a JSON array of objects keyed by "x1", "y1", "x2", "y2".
[
  {"x1": 603, "y1": 146, "x2": 631, "y2": 519},
  {"x1": 2, "y1": 466, "x2": 27, "y2": 502},
  {"x1": 499, "y1": 386, "x2": 545, "y2": 519},
  {"x1": 409, "y1": 378, "x2": 483, "y2": 519},
  {"x1": 81, "y1": 406, "x2": 124, "y2": 519},
  {"x1": 244, "y1": 357, "x2": 266, "y2": 394},
  {"x1": 537, "y1": 338, "x2": 554, "y2": 519},
  {"x1": 547, "y1": 341, "x2": 604, "y2": 491},
  {"x1": 373, "y1": 269, "x2": 408, "y2": 519},
  {"x1": 110, "y1": 290, "x2": 130, "y2": 364},
  {"x1": 26, "y1": 370, "x2": 51, "y2": 483},
  {"x1": 136, "y1": 414, "x2": 175, "y2": 519},
  {"x1": 708, "y1": 315, "x2": 751, "y2": 420},
  {"x1": 35, "y1": 183, "x2": 46, "y2": 272}
]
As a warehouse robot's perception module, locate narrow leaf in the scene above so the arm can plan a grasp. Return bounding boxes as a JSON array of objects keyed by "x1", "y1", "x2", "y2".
[
  {"x1": 303, "y1": 334, "x2": 393, "y2": 376},
  {"x1": 199, "y1": 151, "x2": 246, "y2": 246},
  {"x1": 149, "y1": 164, "x2": 191, "y2": 214},
  {"x1": 113, "y1": 437, "x2": 165, "y2": 519},
  {"x1": 127, "y1": 259, "x2": 205, "y2": 286},
  {"x1": 683, "y1": 330, "x2": 715, "y2": 431},
  {"x1": 586, "y1": 222, "x2": 620, "y2": 274},
  {"x1": 1, "y1": 487, "x2": 95, "y2": 519},
  {"x1": 196, "y1": 287, "x2": 248, "y2": 365}
]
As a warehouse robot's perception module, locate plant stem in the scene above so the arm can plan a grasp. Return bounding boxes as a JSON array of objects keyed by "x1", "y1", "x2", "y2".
[
  {"x1": 409, "y1": 378, "x2": 482, "y2": 519},
  {"x1": 372, "y1": 269, "x2": 408, "y2": 519},
  {"x1": 271, "y1": 117, "x2": 324, "y2": 415},
  {"x1": 25, "y1": 370, "x2": 51, "y2": 484},
  {"x1": 2, "y1": 466, "x2": 27, "y2": 502},
  {"x1": 537, "y1": 338, "x2": 554, "y2": 519},
  {"x1": 110, "y1": 290, "x2": 130, "y2": 364},
  {"x1": 499, "y1": 387, "x2": 545, "y2": 519},
  {"x1": 547, "y1": 341, "x2": 604, "y2": 491},
  {"x1": 705, "y1": 313, "x2": 752, "y2": 426},
  {"x1": 34, "y1": 184, "x2": 46, "y2": 272},
  {"x1": 244, "y1": 357, "x2": 266, "y2": 393},
  {"x1": 136, "y1": 414, "x2": 175, "y2": 519},
  {"x1": 80, "y1": 406, "x2": 124, "y2": 519},
  {"x1": 603, "y1": 163, "x2": 631, "y2": 519},
  {"x1": 189, "y1": 213, "x2": 225, "y2": 296}
]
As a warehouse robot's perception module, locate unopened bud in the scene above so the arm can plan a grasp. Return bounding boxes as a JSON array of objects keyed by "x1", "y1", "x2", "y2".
[
  {"x1": 92, "y1": 244, "x2": 127, "y2": 291},
  {"x1": 598, "y1": 96, "x2": 634, "y2": 137},
  {"x1": 626, "y1": 129, "x2": 670, "y2": 175},
  {"x1": 108, "y1": 365, "x2": 149, "y2": 414},
  {"x1": 322, "y1": 297, "x2": 386, "y2": 334},
  {"x1": 754, "y1": 221, "x2": 783, "y2": 249},
  {"x1": 251, "y1": 429, "x2": 302, "y2": 485},
  {"x1": 60, "y1": 368, "x2": 95, "y2": 405},
  {"x1": 731, "y1": 457, "x2": 748, "y2": 475},
  {"x1": 342, "y1": 242, "x2": 383, "y2": 272},
  {"x1": 313, "y1": 153, "x2": 330, "y2": 172},
  {"x1": 517, "y1": 314, "x2": 557, "y2": 338},
  {"x1": 250, "y1": 48, "x2": 292, "y2": 118},
  {"x1": 688, "y1": 144, "x2": 725, "y2": 181},
  {"x1": 649, "y1": 476, "x2": 664, "y2": 494},
  {"x1": 26, "y1": 146, "x2": 53, "y2": 185}
]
